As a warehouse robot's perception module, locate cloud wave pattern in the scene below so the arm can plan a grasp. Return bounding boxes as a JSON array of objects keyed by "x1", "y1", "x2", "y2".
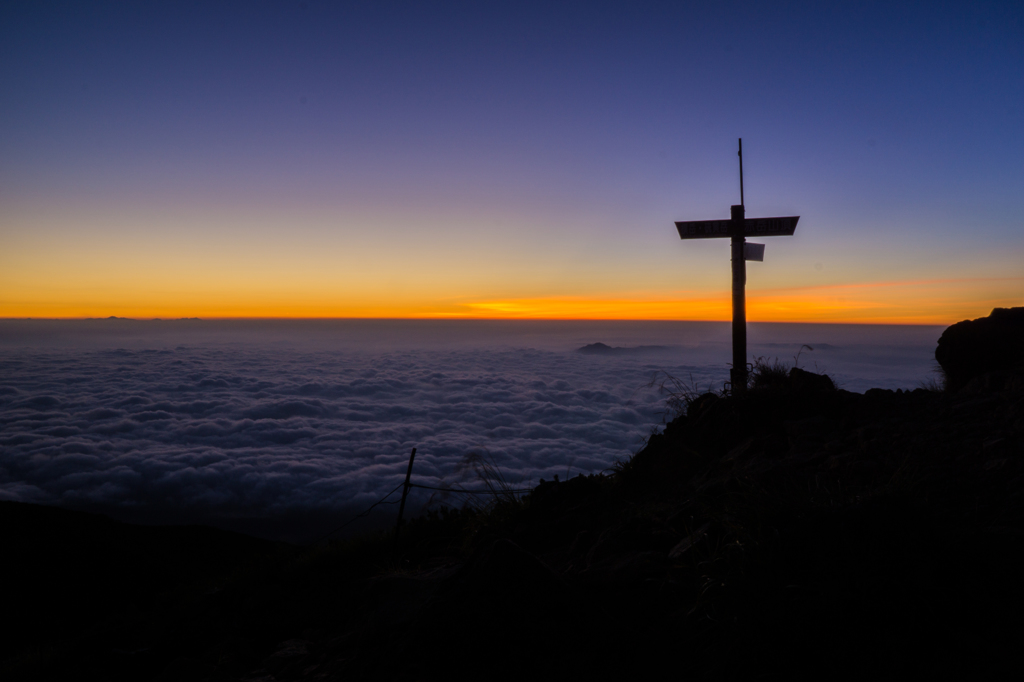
[
  {"x1": 1, "y1": 345, "x2": 715, "y2": 527},
  {"x1": 0, "y1": 320, "x2": 944, "y2": 539}
]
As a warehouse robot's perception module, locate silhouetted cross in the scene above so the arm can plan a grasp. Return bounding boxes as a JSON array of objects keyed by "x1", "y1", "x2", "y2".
[{"x1": 673, "y1": 139, "x2": 800, "y2": 394}]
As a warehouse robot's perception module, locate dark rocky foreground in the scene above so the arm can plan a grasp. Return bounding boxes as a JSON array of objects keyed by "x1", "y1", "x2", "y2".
[{"x1": 5, "y1": 364, "x2": 1024, "y2": 680}]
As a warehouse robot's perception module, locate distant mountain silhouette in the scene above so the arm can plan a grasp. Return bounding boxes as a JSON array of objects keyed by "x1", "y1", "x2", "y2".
[
  {"x1": 759, "y1": 342, "x2": 838, "y2": 350},
  {"x1": 84, "y1": 316, "x2": 201, "y2": 320},
  {"x1": 577, "y1": 342, "x2": 669, "y2": 355}
]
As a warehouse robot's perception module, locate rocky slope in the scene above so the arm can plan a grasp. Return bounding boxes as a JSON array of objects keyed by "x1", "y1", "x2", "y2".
[{"x1": 5, "y1": 361, "x2": 1024, "y2": 680}]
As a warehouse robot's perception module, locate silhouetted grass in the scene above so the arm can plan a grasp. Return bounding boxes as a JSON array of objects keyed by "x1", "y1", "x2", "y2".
[
  {"x1": 918, "y1": 366, "x2": 947, "y2": 392},
  {"x1": 646, "y1": 370, "x2": 725, "y2": 420},
  {"x1": 748, "y1": 355, "x2": 790, "y2": 390}
]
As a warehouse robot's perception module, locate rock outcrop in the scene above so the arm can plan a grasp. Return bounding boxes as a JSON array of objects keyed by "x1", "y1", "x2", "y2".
[
  {"x1": 936, "y1": 307, "x2": 1024, "y2": 392},
  {"x1": 787, "y1": 366, "x2": 836, "y2": 392}
]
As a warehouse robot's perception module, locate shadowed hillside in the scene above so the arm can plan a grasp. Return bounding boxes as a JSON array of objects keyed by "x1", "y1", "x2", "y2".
[{"x1": 5, "y1": 341, "x2": 1024, "y2": 680}]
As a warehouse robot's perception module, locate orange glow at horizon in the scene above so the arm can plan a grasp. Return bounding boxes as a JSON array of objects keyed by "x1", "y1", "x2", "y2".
[{"x1": 2, "y1": 276, "x2": 1019, "y2": 325}]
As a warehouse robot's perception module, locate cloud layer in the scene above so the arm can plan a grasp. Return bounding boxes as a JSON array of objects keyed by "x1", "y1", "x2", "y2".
[
  {"x1": 0, "y1": 343, "x2": 709, "y2": 536},
  {"x1": 0, "y1": 320, "x2": 942, "y2": 540}
]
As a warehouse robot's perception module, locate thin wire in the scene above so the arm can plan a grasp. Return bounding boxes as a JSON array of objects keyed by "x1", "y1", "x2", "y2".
[{"x1": 314, "y1": 482, "x2": 406, "y2": 544}]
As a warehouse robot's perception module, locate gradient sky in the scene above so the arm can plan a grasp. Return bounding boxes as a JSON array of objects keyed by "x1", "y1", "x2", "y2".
[{"x1": 2, "y1": 0, "x2": 1021, "y2": 323}]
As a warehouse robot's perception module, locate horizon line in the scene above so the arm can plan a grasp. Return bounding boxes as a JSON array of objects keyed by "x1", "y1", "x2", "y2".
[{"x1": 0, "y1": 316, "x2": 954, "y2": 326}]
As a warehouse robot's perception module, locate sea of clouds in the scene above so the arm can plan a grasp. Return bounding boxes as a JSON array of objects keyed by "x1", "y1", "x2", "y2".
[{"x1": 0, "y1": 319, "x2": 943, "y2": 541}]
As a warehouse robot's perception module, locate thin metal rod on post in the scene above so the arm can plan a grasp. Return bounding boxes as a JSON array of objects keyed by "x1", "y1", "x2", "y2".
[
  {"x1": 394, "y1": 447, "x2": 417, "y2": 540},
  {"x1": 738, "y1": 138, "x2": 744, "y2": 208}
]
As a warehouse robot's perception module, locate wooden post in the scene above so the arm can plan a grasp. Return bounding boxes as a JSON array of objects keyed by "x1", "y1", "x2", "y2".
[
  {"x1": 674, "y1": 139, "x2": 799, "y2": 396},
  {"x1": 394, "y1": 447, "x2": 417, "y2": 540},
  {"x1": 730, "y1": 203, "x2": 747, "y2": 394}
]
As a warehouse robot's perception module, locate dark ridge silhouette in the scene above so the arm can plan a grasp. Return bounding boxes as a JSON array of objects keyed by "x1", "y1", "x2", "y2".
[
  {"x1": 576, "y1": 342, "x2": 669, "y2": 354},
  {"x1": 4, "y1": 319, "x2": 1023, "y2": 680}
]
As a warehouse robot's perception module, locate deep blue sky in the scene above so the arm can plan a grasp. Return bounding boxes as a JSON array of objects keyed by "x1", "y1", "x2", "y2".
[{"x1": 2, "y1": 1, "x2": 1021, "y2": 321}]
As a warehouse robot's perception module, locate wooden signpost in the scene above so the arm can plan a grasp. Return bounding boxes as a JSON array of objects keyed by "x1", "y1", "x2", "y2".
[{"x1": 674, "y1": 139, "x2": 800, "y2": 394}]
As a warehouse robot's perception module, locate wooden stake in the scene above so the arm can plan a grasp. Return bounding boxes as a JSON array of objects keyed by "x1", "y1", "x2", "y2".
[
  {"x1": 394, "y1": 447, "x2": 417, "y2": 541},
  {"x1": 730, "y1": 203, "x2": 747, "y2": 394}
]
